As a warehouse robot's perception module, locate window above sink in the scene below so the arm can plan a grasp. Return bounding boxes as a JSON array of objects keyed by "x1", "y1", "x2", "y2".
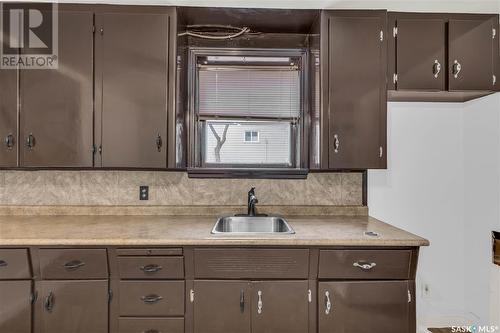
[{"x1": 187, "y1": 49, "x2": 308, "y2": 178}]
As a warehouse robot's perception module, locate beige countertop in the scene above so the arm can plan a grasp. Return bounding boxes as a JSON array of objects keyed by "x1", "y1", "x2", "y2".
[{"x1": 0, "y1": 214, "x2": 429, "y2": 247}]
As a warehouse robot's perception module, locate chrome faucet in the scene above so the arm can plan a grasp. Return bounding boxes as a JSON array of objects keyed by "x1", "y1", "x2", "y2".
[{"x1": 247, "y1": 187, "x2": 258, "y2": 216}]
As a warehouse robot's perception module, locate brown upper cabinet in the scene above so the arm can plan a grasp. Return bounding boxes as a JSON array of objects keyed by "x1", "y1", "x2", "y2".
[
  {"x1": 94, "y1": 7, "x2": 176, "y2": 168},
  {"x1": 389, "y1": 13, "x2": 499, "y2": 99},
  {"x1": 0, "y1": 54, "x2": 18, "y2": 168},
  {"x1": 0, "y1": 8, "x2": 94, "y2": 168},
  {"x1": 448, "y1": 18, "x2": 497, "y2": 91},
  {"x1": 20, "y1": 9, "x2": 94, "y2": 167},
  {"x1": 321, "y1": 10, "x2": 387, "y2": 170}
]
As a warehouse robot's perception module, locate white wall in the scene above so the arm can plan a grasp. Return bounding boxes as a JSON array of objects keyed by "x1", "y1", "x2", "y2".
[
  {"x1": 463, "y1": 94, "x2": 500, "y2": 324},
  {"x1": 368, "y1": 102, "x2": 467, "y2": 323},
  {"x1": 369, "y1": 94, "x2": 500, "y2": 327}
]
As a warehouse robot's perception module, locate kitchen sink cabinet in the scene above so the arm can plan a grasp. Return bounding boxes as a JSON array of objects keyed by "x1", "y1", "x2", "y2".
[
  {"x1": 0, "y1": 280, "x2": 32, "y2": 333},
  {"x1": 192, "y1": 280, "x2": 310, "y2": 333},
  {"x1": 251, "y1": 281, "x2": 310, "y2": 333},
  {"x1": 35, "y1": 280, "x2": 109, "y2": 333},
  {"x1": 94, "y1": 7, "x2": 176, "y2": 168},
  {"x1": 321, "y1": 10, "x2": 387, "y2": 170},
  {"x1": 318, "y1": 281, "x2": 412, "y2": 333},
  {"x1": 193, "y1": 280, "x2": 251, "y2": 333},
  {"x1": 20, "y1": 9, "x2": 94, "y2": 168}
]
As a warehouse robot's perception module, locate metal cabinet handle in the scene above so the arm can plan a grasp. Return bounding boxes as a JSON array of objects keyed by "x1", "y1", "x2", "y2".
[
  {"x1": 257, "y1": 290, "x2": 263, "y2": 314},
  {"x1": 325, "y1": 291, "x2": 332, "y2": 315},
  {"x1": 0, "y1": 260, "x2": 7, "y2": 267},
  {"x1": 353, "y1": 261, "x2": 377, "y2": 270},
  {"x1": 433, "y1": 60, "x2": 442, "y2": 78},
  {"x1": 140, "y1": 264, "x2": 163, "y2": 273},
  {"x1": 141, "y1": 294, "x2": 163, "y2": 304},
  {"x1": 4, "y1": 134, "x2": 14, "y2": 150},
  {"x1": 44, "y1": 292, "x2": 54, "y2": 313},
  {"x1": 452, "y1": 60, "x2": 462, "y2": 79},
  {"x1": 240, "y1": 290, "x2": 245, "y2": 313},
  {"x1": 63, "y1": 260, "x2": 86, "y2": 271},
  {"x1": 156, "y1": 134, "x2": 163, "y2": 152},
  {"x1": 142, "y1": 330, "x2": 160, "y2": 333},
  {"x1": 26, "y1": 134, "x2": 36, "y2": 150},
  {"x1": 333, "y1": 134, "x2": 340, "y2": 153}
]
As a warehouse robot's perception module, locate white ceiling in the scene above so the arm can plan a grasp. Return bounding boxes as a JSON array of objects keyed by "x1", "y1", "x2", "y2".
[{"x1": 5, "y1": 0, "x2": 500, "y2": 13}]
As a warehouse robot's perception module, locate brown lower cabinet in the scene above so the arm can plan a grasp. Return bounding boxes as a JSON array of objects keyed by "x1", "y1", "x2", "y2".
[
  {"x1": 0, "y1": 246, "x2": 419, "y2": 333},
  {"x1": 318, "y1": 281, "x2": 411, "y2": 333},
  {"x1": 36, "y1": 280, "x2": 108, "y2": 333},
  {"x1": 192, "y1": 280, "x2": 310, "y2": 333},
  {"x1": 193, "y1": 280, "x2": 251, "y2": 333},
  {"x1": 0, "y1": 280, "x2": 32, "y2": 333}
]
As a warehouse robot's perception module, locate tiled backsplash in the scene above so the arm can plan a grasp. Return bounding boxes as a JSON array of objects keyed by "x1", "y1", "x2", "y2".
[{"x1": 0, "y1": 171, "x2": 363, "y2": 206}]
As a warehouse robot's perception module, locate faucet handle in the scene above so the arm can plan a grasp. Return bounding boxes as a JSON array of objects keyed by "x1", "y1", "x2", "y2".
[{"x1": 248, "y1": 187, "x2": 256, "y2": 195}]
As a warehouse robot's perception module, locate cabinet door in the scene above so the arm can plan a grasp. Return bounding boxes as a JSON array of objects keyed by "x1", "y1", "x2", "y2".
[
  {"x1": 37, "y1": 280, "x2": 108, "y2": 333},
  {"x1": 449, "y1": 18, "x2": 495, "y2": 91},
  {"x1": 318, "y1": 281, "x2": 410, "y2": 333},
  {"x1": 396, "y1": 18, "x2": 446, "y2": 90},
  {"x1": 0, "y1": 281, "x2": 31, "y2": 333},
  {"x1": 20, "y1": 10, "x2": 93, "y2": 167},
  {"x1": 251, "y1": 281, "x2": 309, "y2": 333},
  {"x1": 0, "y1": 44, "x2": 18, "y2": 167},
  {"x1": 193, "y1": 280, "x2": 251, "y2": 333},
  {"x1": 326, "y1": 11, "x2": 387, "y2": 169},
  {"x1": 95, "y1": 11, "x2": 169, "y2": 168}
]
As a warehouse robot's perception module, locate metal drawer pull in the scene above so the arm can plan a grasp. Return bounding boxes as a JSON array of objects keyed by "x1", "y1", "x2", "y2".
[
  {"x1": 353, "y1": 262, "x2": 377, "y2": 270},
  {"x1": 63, "y1": 260, "x2": 86, "y2": 271},
  {"x1": 156, "y1": 134, "x2": 163, "y2": 152},
  {"x1": 240, "y1": 290, "x2": 245, "y2": 313},
  {"x1": 325, "y1": 291, "x2": 332, "y2": 315},
  {"x1": 44, "y1": 292, "x2": 54, "y2": 312},
  {"x1": 142, "y1": 330, "x2": 160, "y2": 333},
  {"x1": 26, "y1": 133, "x2": 36, "y2": 150},
  {"x1": 433, "y1": 59, "x2": 441, "y2": 78},
  {"x1": 4, "y1": 134, "x2": 14, "y2": 149},
  {"x1": 141, "y1": 294, "x2": 163, "y2": 304},
  {"x1": 452, "y1": 60, "x2": 462, "y2": 79},
  {"x1": 0, "y1": 260, "x2": 7, "y2": 267},
  {"x1": 333, "y1": 134, "x2": 340, "y2": 153},
  {"x1": 140, "y1": 264, "x2": 163, "y2": 273},
  {"x1": 257, "y1": 290, "x2": 263, "y2": 314}
]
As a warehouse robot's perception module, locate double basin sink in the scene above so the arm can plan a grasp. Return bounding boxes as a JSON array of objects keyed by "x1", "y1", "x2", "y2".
[{"x1": 211, "y1": 216, "x2": 295, "y2": 235}]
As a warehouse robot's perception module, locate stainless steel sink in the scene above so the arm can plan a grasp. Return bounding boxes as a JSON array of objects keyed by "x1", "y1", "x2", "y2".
[{"x1": 211, "y1": 216, "x2": 295, "y2": 235}]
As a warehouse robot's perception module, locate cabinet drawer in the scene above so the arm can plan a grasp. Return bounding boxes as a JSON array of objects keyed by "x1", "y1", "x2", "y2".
[
  {"x1": 118, "y1": 256, "x2": 184, "y2": 279},
  {"x1": 39, "y1": 249, "x2": 108, "y2": 279},
  {"x1": 117, "y1": 248, "x2": 183, "y2": 256},
  {"x1": 0, "y1": 249, "x2": 31, "y2": 279},
  {"x1": 194, "y1": 248, "x2": 309, "y2": 279},
  {"x1": 119, "y1": 281, "x2": 184, "y2": 317},
  {"x1": 118, "y1": 318, "x2": 184, "y2": 333},
  {"x1": 319, "y1": 250, "x2": 411, "y2": 279}
]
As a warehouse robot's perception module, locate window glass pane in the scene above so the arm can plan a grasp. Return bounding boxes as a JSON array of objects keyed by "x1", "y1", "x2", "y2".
[
  {"x1": 204, "y1": 120, "x2": 291, "y2": 166},
  {"x1": 198, "y1": 68, "x2": 300, "y2": 118}
]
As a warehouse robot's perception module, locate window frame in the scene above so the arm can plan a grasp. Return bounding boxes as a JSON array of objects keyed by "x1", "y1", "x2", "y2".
[
  {"x1": 244, "y1": 131, "x2": 260, "y2": 143},
  {"x1": 187, "y1": 47, "x2": 309, "y2": 171}
]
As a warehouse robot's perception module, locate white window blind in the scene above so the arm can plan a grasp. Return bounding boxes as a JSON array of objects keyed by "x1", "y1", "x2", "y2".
[{"x1": 198, "y1": 68, "x2": 301, "y2": 118}]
